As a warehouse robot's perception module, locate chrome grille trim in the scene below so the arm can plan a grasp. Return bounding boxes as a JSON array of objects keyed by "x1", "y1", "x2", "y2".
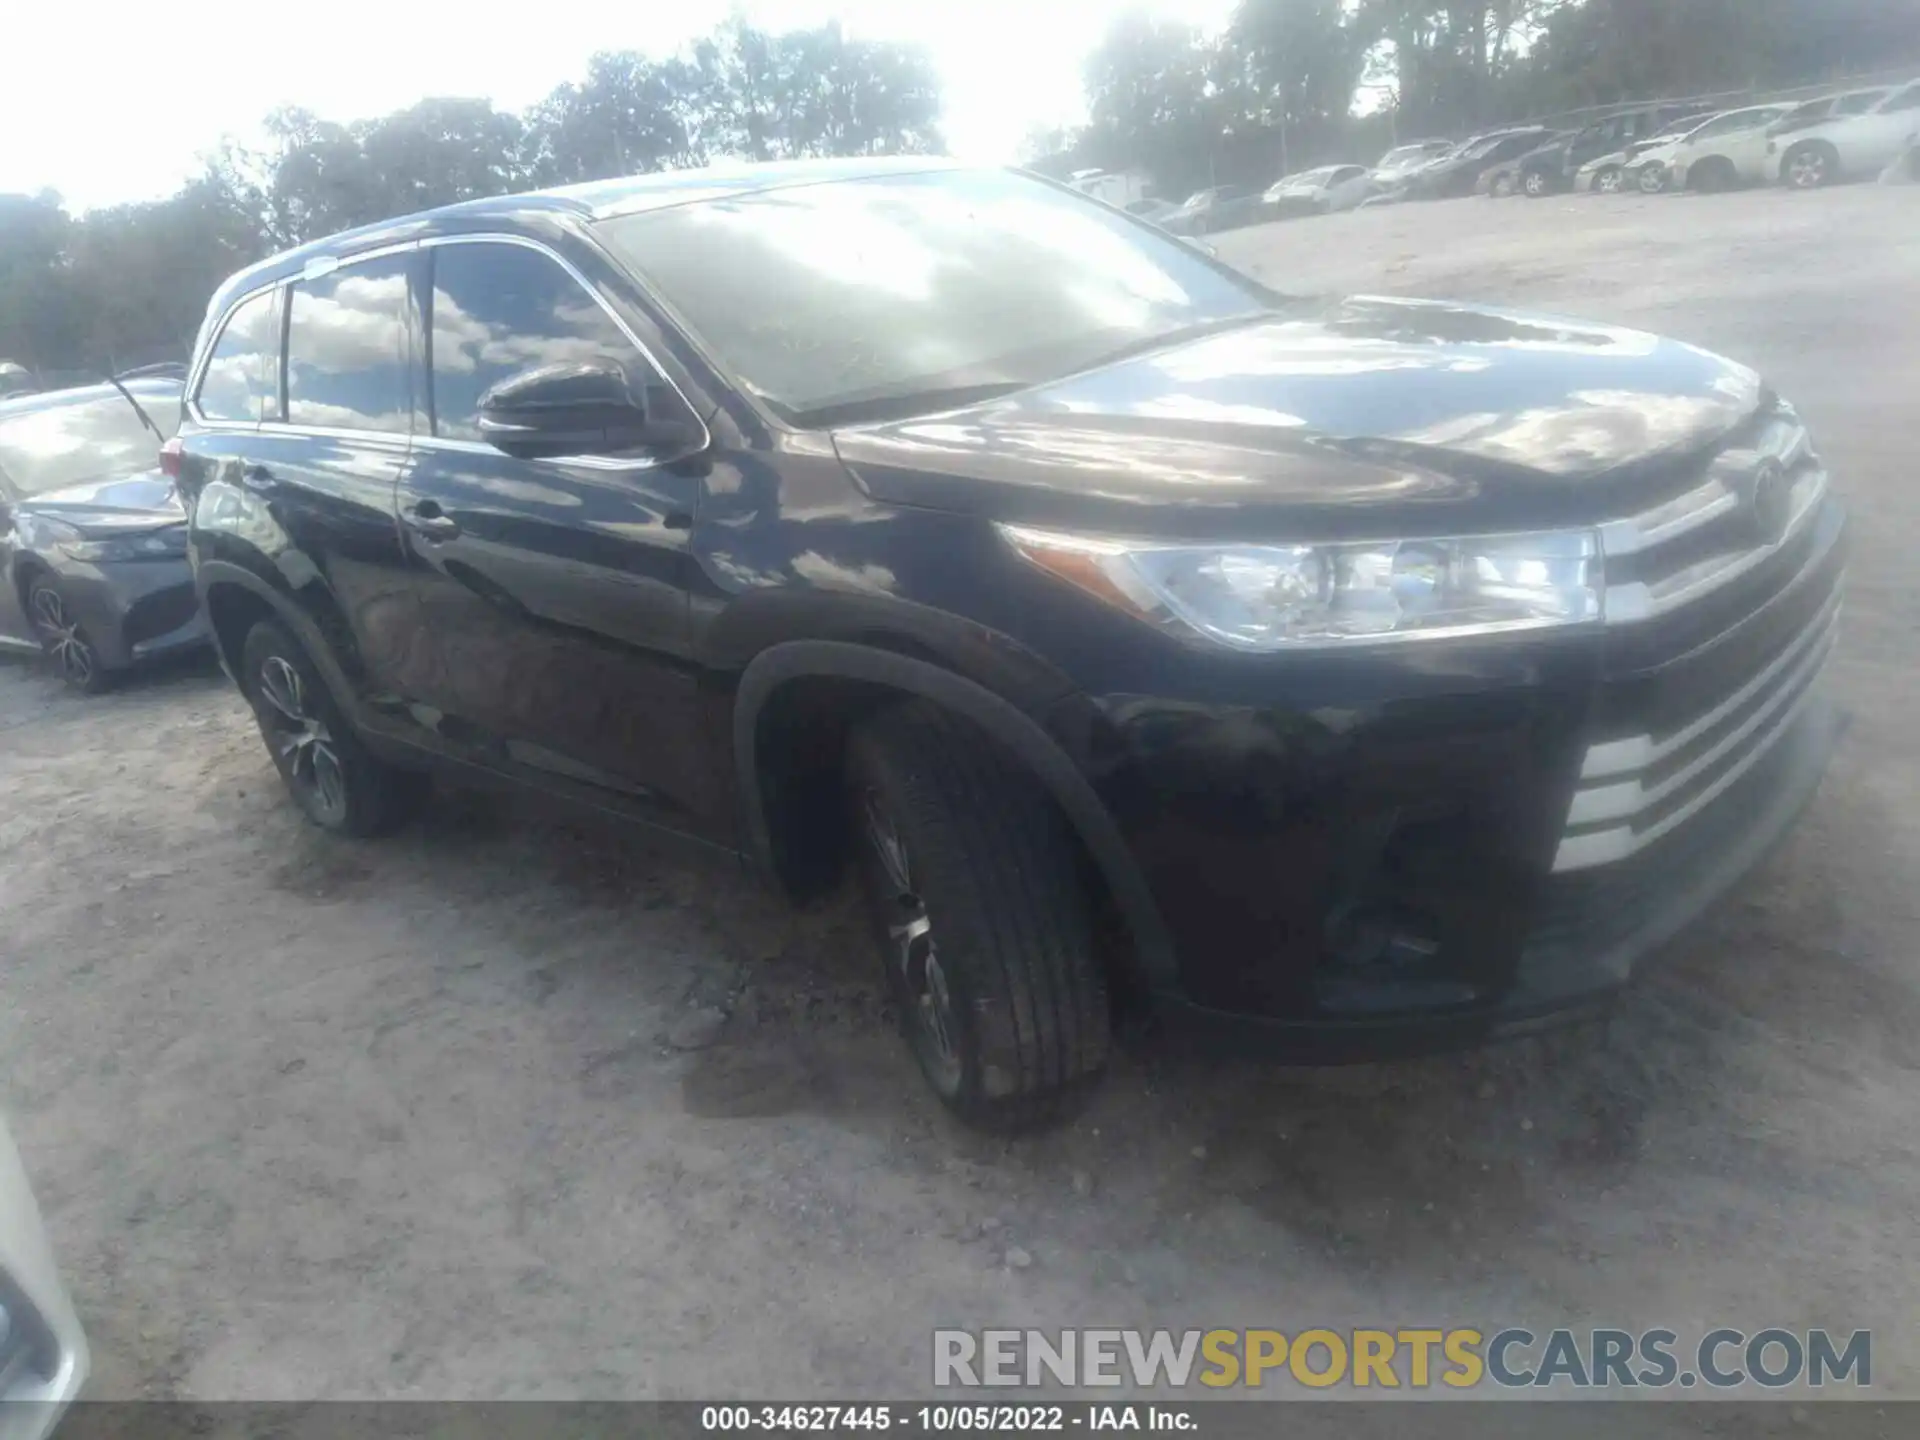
[
  {"x1": 1604, "y1": 465, "x2": 1828, "y2": 624},
  {"x1": 1553, "y1": 608, "x2": 1837, "y2": 874},
  {"x1": 1598, "y1": 415, "x2": 1812, "y2": 560},
  {"x1": 1577, "y1": 587, "x2": 1842, "y2": 782}
]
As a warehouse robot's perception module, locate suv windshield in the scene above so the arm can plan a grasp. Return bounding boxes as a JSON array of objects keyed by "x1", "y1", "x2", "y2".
[
  {"x1": 0, "y1": 385, "x2": 179, "y2": 497},
  {"x1": 597, "y1": 168, "x2": 1270, "y2": 427}
]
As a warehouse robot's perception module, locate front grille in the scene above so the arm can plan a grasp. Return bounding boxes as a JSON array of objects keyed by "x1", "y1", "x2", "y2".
[{"x1": 1553, "y1": 403, "x2": 1843, "y2": 874}]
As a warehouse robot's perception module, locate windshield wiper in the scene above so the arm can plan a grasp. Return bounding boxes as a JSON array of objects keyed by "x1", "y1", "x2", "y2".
[{"x1": 103, "y1": 373, "x2": 163, "y2": 441}]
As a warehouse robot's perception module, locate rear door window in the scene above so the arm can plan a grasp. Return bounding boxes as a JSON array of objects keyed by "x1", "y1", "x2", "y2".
[
  {"x1": 427, "y1": 241, "x2": 652, "y2": 443},
  {"x1": 195, "y1": 288, "x2": 280, "y2": 423},
  {"x1": 285, "y1": 255, "x2": 415, "y2": 435}
]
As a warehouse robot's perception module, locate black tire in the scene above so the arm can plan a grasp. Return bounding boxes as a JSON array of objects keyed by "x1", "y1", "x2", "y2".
[
  {"x1": 1691, "y1": 156, "x2": 1737, "y2": 194},
  {"x1": 846, "y1": 700, "x2": 1109, "y2": 1130},
  {"x1": 1521, "y1": 168, "x2": 1552, "y2": 198},
  {"x1": 240, "y1": 618, "x2": 426, "y2": 836},
  {"x1": 26, "y1": 578, "x2": 113, "y2": 695},
  {"x1": 1783, "y1": 141, "x2": 1838, "y2": 190},
  {"x1": 1594, "y1": 166, "x2": 1624, "y2": 194}
]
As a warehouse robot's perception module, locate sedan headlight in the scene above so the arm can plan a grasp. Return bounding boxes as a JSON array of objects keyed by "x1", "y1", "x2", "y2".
[
  {"x1": 1000, "y1": 524, "x2": 1601, "y2": 650},
  {"x1": 53, "y1": 527, "x2": 188, "y2": 564}
]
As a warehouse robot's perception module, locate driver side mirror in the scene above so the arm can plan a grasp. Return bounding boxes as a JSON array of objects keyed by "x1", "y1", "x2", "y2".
[{"x1": 476, "y1": 361, "x2": 690, "y2": 461}]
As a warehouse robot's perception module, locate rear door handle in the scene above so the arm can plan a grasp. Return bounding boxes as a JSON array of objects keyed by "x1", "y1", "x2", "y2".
[{"x1": 404, "y1": 501, "x2": 461, "y2": 542}]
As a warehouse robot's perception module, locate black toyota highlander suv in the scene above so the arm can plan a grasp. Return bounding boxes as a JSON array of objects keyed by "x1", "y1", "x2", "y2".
[{"x1": 174, "y1": 159, "x2": 1846, "y2": 1129}]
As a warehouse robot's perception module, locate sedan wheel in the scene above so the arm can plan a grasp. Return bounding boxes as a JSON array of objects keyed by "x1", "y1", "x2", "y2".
[
  {"x1": 1638, "y1": 164, "x2": 1670, "y2": 194},
  {"x1": 1596, "y1": 167, "x2": 1624, "y2": 194},
  {"x1": 1523, "y1": 169, "x2": 1551, "y2": 197},
  {"x1": 28, "y1": 584, "x2": 109, "y2": 694},
  {"x1": 1785, "y1": 144, "x2": 1834, "y2": 190}
]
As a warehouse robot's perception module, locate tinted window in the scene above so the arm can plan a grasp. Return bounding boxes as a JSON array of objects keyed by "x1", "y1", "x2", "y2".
[
  {"x1": 286, "y1": 255, "x2": 413, "y2": 434},
  {"x1": 196, "y1": 288, "x2": 279, "y2": 423},
  {"x1": 0, "y1": 385, "x2": 180, "y2": 497},
  {"x1": 597, "y1": 168, "x2": 1269, "y2": 426},
  {"x1": 430, "y1": 242, "x2": 644, "y2": 443}
]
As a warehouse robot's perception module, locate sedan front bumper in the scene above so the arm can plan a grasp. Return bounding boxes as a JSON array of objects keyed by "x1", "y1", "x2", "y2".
[{"x1": 55, "y1": 557, "x2": 208, "y2": 670}]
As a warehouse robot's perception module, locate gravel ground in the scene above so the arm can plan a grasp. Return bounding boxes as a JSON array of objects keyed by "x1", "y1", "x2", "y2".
[{"x1": 2, "y1": 185, "x2": 1916, "y2": 1411}]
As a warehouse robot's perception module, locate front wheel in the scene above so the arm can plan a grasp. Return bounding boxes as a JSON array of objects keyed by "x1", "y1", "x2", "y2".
[
  {"x1": 1594, "y1": 166, "x2": 1624, "y2": 194},
  {"x1": 1783, "y1": 141, "x2": 1838, "y2": 190},
  {"x1": 1522, "y1": 169, "x2": 1552, "y2": 198},
  {"x1": 27, "y1": 581, "x2": 112, "y2": 694},
  {"x1": 240, "y1": 618, "x2": 426, "y2": 836},
  {"x1": 847, "y1": 701, "x2": 1109, "y2": 1130},
  {"x1": 1638, "y1": 164, "x2": 1671, "y2": 194}
]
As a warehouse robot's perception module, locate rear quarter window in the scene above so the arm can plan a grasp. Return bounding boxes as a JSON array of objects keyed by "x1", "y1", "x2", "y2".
[{"x1": 195, "y1": 288, "x2": 281, "y2": 423}]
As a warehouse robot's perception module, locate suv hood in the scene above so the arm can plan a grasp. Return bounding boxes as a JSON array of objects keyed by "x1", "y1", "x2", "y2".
[
  {"x1": 834, "y1": 296, "x2": 1763, "y2": 541},
  {"x1": 15, "y1": 470, "x2": 183, "y2": 533}
]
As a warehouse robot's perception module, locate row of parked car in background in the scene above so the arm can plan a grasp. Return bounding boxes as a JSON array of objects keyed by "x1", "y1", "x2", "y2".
[{"x1": 1101, "y1": 73, "x2": 1920, "y2": 235}]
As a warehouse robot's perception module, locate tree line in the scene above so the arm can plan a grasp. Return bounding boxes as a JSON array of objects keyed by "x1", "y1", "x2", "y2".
[
  {"x1": 1036, "y1": 0, "x2": 1920, "y2": 195},
  {"x1": 3, "y1": 1, "x2": 1916, "y2": 377}
]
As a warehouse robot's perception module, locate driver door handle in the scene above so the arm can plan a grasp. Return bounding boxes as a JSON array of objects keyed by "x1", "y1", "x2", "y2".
[{"x1": 404, "y1": 500, "x2": 461, "y2": 542}]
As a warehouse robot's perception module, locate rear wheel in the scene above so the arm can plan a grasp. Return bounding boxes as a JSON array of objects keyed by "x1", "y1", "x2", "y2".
[
  {"x1": 27, "y1": 580, "x2": 111, "y2": 695},
  {"x1": 846, "y1": 700, "x2": 1109, "y2": 1130},
  {"x1": 1783, "y1": 141, "x2": 1838, "y2": 190},
  {"x1": 1638, "y1": 163, "x2": 1671, "y2": 194},
  {"x1": 240, "y1": 618, "x2": 426, "y2": 836},
  {"x1": 1522, "y1": 168, "x2": 1553, "y2": 197}
]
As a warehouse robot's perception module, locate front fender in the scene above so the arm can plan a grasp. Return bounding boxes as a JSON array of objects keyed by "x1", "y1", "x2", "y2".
[{"x1": 732, "y1": 638, "x2": 1179, "y2": 992}]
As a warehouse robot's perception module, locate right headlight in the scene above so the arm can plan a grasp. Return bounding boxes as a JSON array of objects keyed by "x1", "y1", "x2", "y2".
[{"x1": 999, "y1": 524, "x2": 1601, "y2": 650}]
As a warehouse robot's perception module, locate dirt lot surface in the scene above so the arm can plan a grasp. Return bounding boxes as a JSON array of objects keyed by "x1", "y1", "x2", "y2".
[{"x1": 3, "y1": 187, "x2": 1917, "y2": 1414}]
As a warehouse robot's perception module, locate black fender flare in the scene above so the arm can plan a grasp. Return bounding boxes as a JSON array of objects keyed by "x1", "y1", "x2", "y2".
[
  {"x1": 732, "y1": 639, "x2": 1179, "y2": 991},
  {"x1": 195, "y1": 559, "x2": 364, "y2": 719}
]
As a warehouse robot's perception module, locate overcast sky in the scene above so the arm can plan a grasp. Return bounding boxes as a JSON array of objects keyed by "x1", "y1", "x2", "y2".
[{"x1": 0, "y1": 0, "x2": 1238, "y2": 212}]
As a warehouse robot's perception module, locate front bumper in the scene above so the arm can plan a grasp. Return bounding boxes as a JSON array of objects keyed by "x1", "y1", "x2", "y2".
[
  {"x1": 1146, "y1": 693, "x2": 1843, "y2": 1061},
  {"x1": 55, "y1": 557, "x2": 208, "y2": 670}
]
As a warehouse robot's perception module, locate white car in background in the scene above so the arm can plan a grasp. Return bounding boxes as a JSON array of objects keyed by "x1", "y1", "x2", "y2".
[
  {"x1": 1369, "y1": 139, "x2": 1453, "y2": 188},
  {"x1": 0, "y1": 1119, "x2": 86, "y2": 1439},
  {"x1": 1660, "y1": 103, "x2": 1796, "y2": 192},
  {"x1": 1774, "y1": 77, "x2": 1920, "y2": 187},
  {"x1": 1263, "y1": 163, "x2": 1375, "y2": 217}
]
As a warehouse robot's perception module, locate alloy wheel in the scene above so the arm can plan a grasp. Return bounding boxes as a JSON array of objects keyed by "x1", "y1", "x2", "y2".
[
  {"x1": 1597, "y1": 169, "x2": 1623, "y2": 194},
  {"x1": 1787, "y1": 149, "x2": 1829, "y2": 189},
  {"x1": 1524, "y1": 170, "x2": 1549, "y2": 196},
  {"x1": 256, "y1": 654, "x2": 348, "y2": 823},
  {"x1": 1639, "y1": 165, "x2": 1669, "y2": 194},
  {"x1": 860, "y1": 789, "x2": 962, "y2": 1091},
  {"x1": 29, "y1": 586, "x2": 97, "y2": 690}
]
